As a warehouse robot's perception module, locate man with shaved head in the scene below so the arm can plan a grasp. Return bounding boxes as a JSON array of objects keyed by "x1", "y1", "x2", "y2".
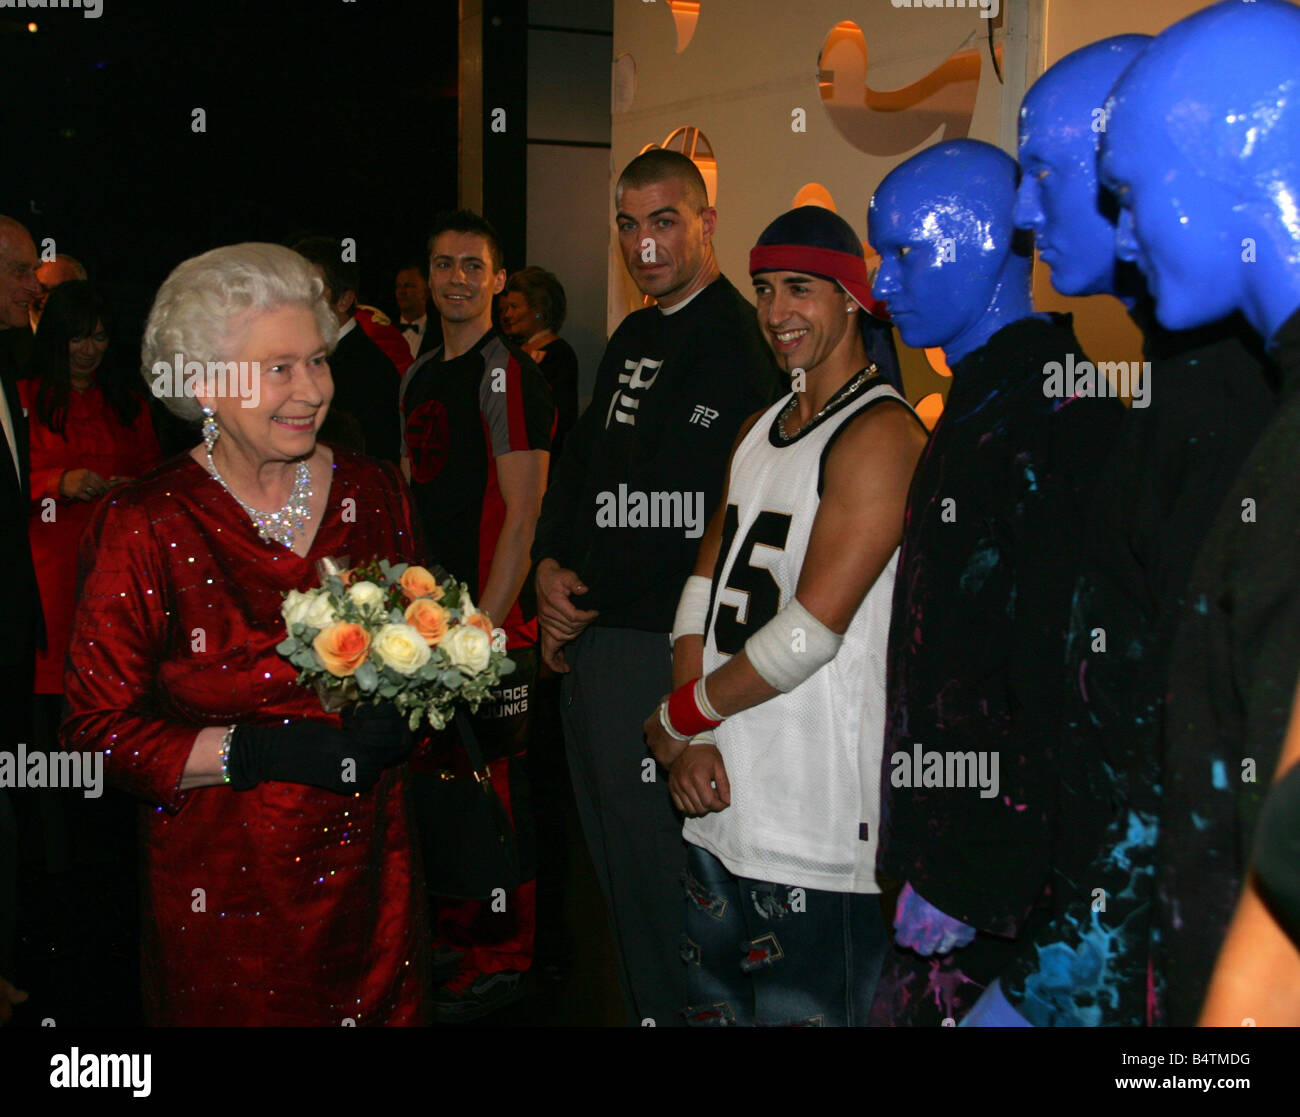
[
  {"x1": 0, "y1": 215, "x2": 43, "y2": 1024},
  {"x1": 531, "y1": 148, "x2": 780, "y2": 1025}
]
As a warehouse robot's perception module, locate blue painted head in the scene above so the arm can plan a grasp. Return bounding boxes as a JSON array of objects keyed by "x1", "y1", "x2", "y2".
[
  {"x1": 869, "y1": 139, "x2": 1034, "y2": 365},
  {"x1": 1016, "y1": 34, "x2": 1151, "y2": 300},
  {"x1": 1101, "y1": 0, "x2": 1300, "y2": 342}
]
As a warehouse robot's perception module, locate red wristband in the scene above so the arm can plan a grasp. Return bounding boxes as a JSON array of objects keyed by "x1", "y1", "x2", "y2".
[{"x1": 666, "y1": 678, "x2": 722, "y2": 739}]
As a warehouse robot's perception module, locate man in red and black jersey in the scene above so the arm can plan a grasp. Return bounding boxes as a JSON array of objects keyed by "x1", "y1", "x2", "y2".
[{"x1": 400, "y1": 210, "x2": 554, "y2": 1021}]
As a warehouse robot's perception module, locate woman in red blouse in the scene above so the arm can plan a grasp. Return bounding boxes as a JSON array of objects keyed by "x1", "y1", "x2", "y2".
[
  {"x1": 15, "y1": 281, "x2": 160, "y2": 1024},
  {"x1": 20, "y1": 281, "x2": 162, "y2": 697},
  {"x1": 61, "y1": 245, "x2": 428, "y2": 1025}
]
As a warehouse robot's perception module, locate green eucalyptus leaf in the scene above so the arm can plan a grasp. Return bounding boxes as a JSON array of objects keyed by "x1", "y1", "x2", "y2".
[{"x1": 354, "y1": 660, "x2": 379, "y2": 693}]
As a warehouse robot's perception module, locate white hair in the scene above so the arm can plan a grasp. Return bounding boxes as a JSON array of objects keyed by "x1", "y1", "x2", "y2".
[{"x1": 141, "y1": 242, "x2": 338, "y2": 421}]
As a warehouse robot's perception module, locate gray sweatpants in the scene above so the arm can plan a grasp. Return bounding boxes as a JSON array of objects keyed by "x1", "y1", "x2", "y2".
[{"x1": 560, "y1": 625, "x2": 686, "y2": 1026}]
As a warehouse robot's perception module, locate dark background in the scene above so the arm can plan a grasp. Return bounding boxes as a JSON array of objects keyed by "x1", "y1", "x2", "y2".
[{"x1": 0, "y1": 0, "x2": 460, "y2": 348}]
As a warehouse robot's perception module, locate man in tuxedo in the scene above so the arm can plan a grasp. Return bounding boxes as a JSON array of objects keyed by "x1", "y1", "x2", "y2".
[
  {"x1": 0, "y1": 215, "x2": 43, "y2": 1023},
  {"x1": 395, "y1": 261, "x2": 438, "y2": 360},
  {"x1": 292, "y1": 237, "x2": 402, "y2": 464}
]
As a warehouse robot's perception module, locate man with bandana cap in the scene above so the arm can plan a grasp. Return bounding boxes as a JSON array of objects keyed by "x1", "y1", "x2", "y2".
[
  {"x1": 867, "y1": 139, "x2": 1124, "y2": 1026},
  {"x1": 643, "y1": 205, "x2": 927, "y2": 1025}
]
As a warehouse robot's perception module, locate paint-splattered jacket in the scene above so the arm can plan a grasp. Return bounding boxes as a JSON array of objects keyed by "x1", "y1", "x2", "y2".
[
  {"x1": 873, "y1": 313, "x2": 1123, "y2": 1026},
  {"x1": 995, "y1": 308, "x2": 1274, "y2": 1026},
  {"x1": 1156, "y1": 306, "x2": 1300, "y2": 1025}
]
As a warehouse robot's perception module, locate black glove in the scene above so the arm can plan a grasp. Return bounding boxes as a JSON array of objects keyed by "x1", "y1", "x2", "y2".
[{"x1": 227, "y1": 701, "x2": 415, "y2": 795}]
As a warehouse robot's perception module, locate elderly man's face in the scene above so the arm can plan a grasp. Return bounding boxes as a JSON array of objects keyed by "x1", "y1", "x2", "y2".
[
  {"x1": 31, "y1": 258, "x2": 83, "y2": 323},
  {"x1": 0, "y1": 227, "x2": 41, "y2": 330}
]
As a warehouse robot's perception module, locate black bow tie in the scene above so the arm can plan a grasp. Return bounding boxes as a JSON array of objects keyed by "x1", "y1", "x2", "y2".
[{"x1": 398, "y1": 321, "x2": 420, "y2": 333}]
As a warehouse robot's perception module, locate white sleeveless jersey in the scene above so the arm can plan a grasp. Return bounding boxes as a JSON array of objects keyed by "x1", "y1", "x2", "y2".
[{"x1": 683, "y1": 376, "x2": 909, "y2": 894}]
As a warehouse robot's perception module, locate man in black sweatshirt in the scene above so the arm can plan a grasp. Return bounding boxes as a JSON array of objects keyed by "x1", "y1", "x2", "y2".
[{"x1": 531, "y1": 149, "x2": 779, "y2": 1025}]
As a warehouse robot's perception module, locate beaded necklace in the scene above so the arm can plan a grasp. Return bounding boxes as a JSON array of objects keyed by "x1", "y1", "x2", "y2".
[{"x1": 205, "y1": 449, "x2": 314, "y2": 549}]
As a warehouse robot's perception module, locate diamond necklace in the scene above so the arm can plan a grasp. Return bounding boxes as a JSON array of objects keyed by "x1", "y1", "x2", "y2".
[
  {"x1": 776, "y1": 366, "x2": 873, "y2": 443},
  {"x1": 205, "y1": 448, "x2": 314, "y2": 549}
]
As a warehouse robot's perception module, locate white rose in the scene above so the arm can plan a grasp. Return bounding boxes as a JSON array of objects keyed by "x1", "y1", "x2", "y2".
[
  {"x1": 282, "y1": 590, "x2": 312, "y2": 626},
  {"x1": 441, "y1": 624, "x2": 492, "y2": 674},
  {"x1": 282, "y1": 589, "x2": 337, "y2": 630},
  {"x1": 347, "y1": 580, "x2": 386, "y2": 615},
  {"x1": 372, "y1": 623, "x2": 432, "y2": 676}
]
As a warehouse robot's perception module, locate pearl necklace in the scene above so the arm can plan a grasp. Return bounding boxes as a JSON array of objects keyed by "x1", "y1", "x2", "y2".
[
  {"x1": 205, "y1": 449, "x2": 314, "y2": 549},
  {"x1": 776, "y1": 367, "x2": 873, "y2": 443}
]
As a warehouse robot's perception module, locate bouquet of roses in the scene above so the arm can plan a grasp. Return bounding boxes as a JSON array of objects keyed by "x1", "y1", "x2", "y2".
[{"x1": 276, "y1": 556, "x2": 515, "y2": 731}]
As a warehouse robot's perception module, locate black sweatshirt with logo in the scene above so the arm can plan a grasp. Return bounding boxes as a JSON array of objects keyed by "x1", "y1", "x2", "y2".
[{"x1": 531, "y1": 275, "x2": 781, "y2": 633}]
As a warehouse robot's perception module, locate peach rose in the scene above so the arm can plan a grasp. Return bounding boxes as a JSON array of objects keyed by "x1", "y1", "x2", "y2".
[
  {"x1": 399, "y1": 565, "x2": 443, "y2": 602},
  {"x1": 405, "y1": 598, "x2": 449, "y2": 646},
  {"x1": 465, "y1": 611, "x2": 494, "y2": 637},
  {"x1": 312, "y1": 622, "x2": 371, "y2": 677}
]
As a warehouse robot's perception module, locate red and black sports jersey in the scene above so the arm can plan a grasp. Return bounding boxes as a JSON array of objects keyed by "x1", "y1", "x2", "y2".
[{"x1": 399, "y1": 328, "x2": 554, "y2": 648}]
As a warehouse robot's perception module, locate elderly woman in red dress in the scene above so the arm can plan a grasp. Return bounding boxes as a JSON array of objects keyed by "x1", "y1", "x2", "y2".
[{"x1": 62, "y1": 244, "x2": 427, "y2": 1025}]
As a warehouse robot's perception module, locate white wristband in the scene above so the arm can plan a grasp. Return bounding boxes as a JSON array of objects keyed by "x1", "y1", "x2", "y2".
[
  {"x1": 743, "y1": 596, "x2": 843, "y2": 693},
  {"x1": 695, "y1": 677, "x2": 723, "y2": 723},
  {"x1": 670, "y1": 574, "x2": 713, "y2": 646},
  {"x1": 659, "y1": 701, "x2": 690, "y2": 742}
]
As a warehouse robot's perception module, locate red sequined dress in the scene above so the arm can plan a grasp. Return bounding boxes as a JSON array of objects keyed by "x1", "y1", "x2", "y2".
[{"x1": 62, "y1": 448, "x2": 428, "y2": 1025}]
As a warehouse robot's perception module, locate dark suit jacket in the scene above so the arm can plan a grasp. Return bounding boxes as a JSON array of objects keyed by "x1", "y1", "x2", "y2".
[
  {"x1": 0, "y1": 333, "x2": 41, "y2": 667},
  {"x1": 398, "y1": 304, "x2": 439, "y2": 360},
  {"x1": 416, "y1": 319, "x2": 439, "y2": 360},
  {"x1": 327, "y1": 321, "x2": 402, "y2": 464}
]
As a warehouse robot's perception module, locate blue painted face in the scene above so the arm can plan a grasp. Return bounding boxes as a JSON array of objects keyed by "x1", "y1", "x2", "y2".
[
  {"x1": 1100, "y1": 95, "x2": 1243, "y2": 332},
  {"x1": 1099, "y1": 0, "x2": 1300, "y2": 341},
  {"x1": 1014, "y1": 35, "x2": 1150, "y2": 300},
  {"x1": 869, "y1": 140, "x2": 1033, "y2": 365}
]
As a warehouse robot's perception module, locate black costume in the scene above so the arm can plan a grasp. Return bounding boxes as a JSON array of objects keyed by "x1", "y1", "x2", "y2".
[
  {"x1": 993, "y1": 307, "x2": 1274, "y2": 1026},
  {"x1": 1254, "y1": 762, "x2": 1300, "y2": 948},
  {"x1": 1157, "y1": 306, "x2": 1300, "y2": 1025},
  {"x1": 872, "y1": 313, "x2": 1123, "y2": 1026}
]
